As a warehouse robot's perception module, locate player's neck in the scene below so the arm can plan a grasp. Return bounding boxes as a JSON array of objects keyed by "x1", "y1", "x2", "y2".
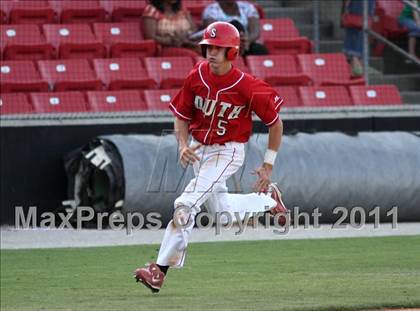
[{"x1": 209, "y1": 62, "x2": 232, "y2": 76}]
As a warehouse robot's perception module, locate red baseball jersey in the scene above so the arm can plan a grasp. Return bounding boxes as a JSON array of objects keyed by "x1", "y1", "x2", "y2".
[{"x1": 169, "y1": 61, "x2": 284, "y2": 145}]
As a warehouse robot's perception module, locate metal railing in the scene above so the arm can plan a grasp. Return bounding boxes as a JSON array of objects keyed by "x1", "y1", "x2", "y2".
[
  {"x1": 362, "y1": 0, "x2": 420, "y2": 84},
  {"x1": 312, "y1": 0, "x2": 420, "y2": 85}
]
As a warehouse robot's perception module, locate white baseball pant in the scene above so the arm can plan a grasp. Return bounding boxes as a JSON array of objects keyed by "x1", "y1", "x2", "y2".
[{"x1": 156, "y1": 141, "x2": 277, "y2": 267}]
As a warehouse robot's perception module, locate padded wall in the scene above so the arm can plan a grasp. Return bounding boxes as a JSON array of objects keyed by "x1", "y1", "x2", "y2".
[{"x1": 100, "y1": 132, "x2": 420, "y2": 224}]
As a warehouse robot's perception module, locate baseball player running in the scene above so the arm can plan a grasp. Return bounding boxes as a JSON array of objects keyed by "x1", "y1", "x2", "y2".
[{"x1": 134, "y1": 21, "x2": 287, "y2": 293}]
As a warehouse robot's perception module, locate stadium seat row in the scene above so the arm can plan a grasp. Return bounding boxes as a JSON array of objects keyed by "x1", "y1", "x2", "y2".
[
  {"x1": 0, "y1": 89, "x2": 177, "y2": 114},
  {"x1": 0, "y1": 0, "x2": 215, "y2": 25},
  {"x1": 0, "y1": 23, "x2": 155, "y2": 60},
  {"x1": 1, "y1": 57, "x2": 193, "y2": 92},
  {"x1": 0, "y1": 18, "x2": 310, "y2": 60},
  {"x1": 275, "y1": 85, "x2": 402, "y2": 108},
  {"x1": 0, "y1": 54, "x2": 365, "y2": 94},
  {"x1": 0, "y1": 85, "x2": 402, "y2": 115},
  {"x1": 245, "y1": 53, "x2": 365, "y2": 86},
  {"x1": 0, "y1": 0, "x2": 269, "y2": 27}
]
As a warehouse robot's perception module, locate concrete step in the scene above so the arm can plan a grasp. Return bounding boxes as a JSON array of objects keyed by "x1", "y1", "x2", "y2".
[
  {"x1": 265, "y1": 7, "x2": 313, "y2": 24},
  {"x1": 297, "y1": 23, "x2": 333, "y2": 40},
  {"x1": 369, "y1": 57, "x2": 384, "y2": 73},
  {"x1": 370, "y1": 73, "x2": 420, "y2": 92},
  {"x1": 401, "y1": 91, "x2": 420, "y2": 104},
  {"x1": 319, "y1": 40, "x2": 343, "y2": 53}
]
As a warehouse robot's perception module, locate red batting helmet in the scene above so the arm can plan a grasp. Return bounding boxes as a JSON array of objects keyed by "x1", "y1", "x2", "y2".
[{"x1": 199, "y1": 21, "x2": 240, "y2": 61}]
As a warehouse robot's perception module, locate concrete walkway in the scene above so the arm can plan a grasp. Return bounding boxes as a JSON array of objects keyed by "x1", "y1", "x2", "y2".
[{"x1": 1, "y1": 222, "x2": 420, "y2": 250}]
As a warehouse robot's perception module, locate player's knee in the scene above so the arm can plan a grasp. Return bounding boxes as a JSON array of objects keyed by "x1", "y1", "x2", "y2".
[{"x1": 172, "y1": 202, "x2": 192, "y2": 228}]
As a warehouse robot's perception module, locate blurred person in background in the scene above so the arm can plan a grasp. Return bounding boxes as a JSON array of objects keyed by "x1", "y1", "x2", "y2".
[
  {"x1": 203, "y1": 0, "x2": 268, "y2": 55},
  {"x1": 399, "y1": 0, "x2": 420, "y2": 59},
  {"x1": 142, "y1": 0, "x2": 200, "y2": 57},
  {"x1": 230, "y1": 19, "x2": 267, "y2": 56},
  {"x1": 341, "y1": 0, "x2": 376, "y2": 77}
]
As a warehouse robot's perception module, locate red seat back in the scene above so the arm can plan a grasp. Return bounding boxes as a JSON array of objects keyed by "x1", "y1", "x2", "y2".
[
  {"x1": 297, "y1": 53, "x2": 352, "y2": 85},
  {"x1": 43, "y1": 23, "x2": 105, "y2": 59},
  {"x1": 247, "y1": 55, "x2": 301, "y2": 78},
  {"x1": 144, "y1": 56, "x2": 194, "y2": 89},
  {"x1": 93, "y1": 57, "x2": 156, "y2": 90},
  {"x1": 144, "y1": 89, "x2": 179, "y2": 111},
  {"x1": 49, "y1": 0, "x2": 106, "y2": 24},
  {"x1": 274, "y1": 86, "x2": 302, "y2": 108},
  {"x1": 299, "y1": 86, "x2": 353, "y2": 107},
  {"x1": 30, "y1": 91, "x2": 88, "y2": 113},
  {"x1": 38, "y1": 59, "x2": 101, "y2": 91},
  {"x1": 93, "y1": 22, "x2": 144, "y2": 43},
  {"x1": 9, "y1": 0, "x2": 55, "y2": 25},
  {"x1": 100, "y1": 0, "x2": 147, "y2": 22},
  {"x1": 1, "y1": 60, "x2": 48, "y2": 92},
  {"x1": 259, "y1": 18, "x2": 300, "y2": 41},
  {"x1": 0, "y1": 93, "x2": 33, "y2": 114},
  {"x1": 87, "y1": 90, "x2": 147, "y2": 111},
  {"x1": 349, "y1": 85, "x2": 402, "y2": 106},
  {"x1": 1, "y1": 24, "x2": 53, "y2": 60}
]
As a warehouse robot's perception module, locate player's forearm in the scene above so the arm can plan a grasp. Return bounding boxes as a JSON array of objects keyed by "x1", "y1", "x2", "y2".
[
  {"x1": 174, "y1": 118, "x2": 190, "y2": 149},
  {"x1": 264, "y1": 119, "x2": 283, "y2": 167},
  {"x1": 267, "y1": 119, "x2": 283, "y2": 151}
]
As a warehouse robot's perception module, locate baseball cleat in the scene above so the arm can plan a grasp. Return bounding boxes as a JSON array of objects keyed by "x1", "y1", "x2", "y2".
[
  {"x1": 262, "y1": 183, "x2": 289, "y2": 226},
  {"x1": 133, "y1": 263, "x2": 165, "y2": 293}
]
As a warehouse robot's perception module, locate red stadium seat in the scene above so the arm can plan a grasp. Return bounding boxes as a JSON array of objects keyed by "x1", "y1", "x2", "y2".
[
  {"x1": 374, "y1": 0, "x2": 406, "y2": 38},
  {"x1": 349, "y1": 85, "x2": 402, "y2": 106},
  {"x1": 93, "y1": 58, "x2": 157, "y2": 90},
  {"x1": 87, "y1": 90, "x2": 147, "y2": 112},
  {"x1": 298, "y1": 86, "x2": 353, "y2": 107},
  {"x1": 260, "y1": 18, "x2": 300, "y2": 40},
  {"x1": 49, "y1": 0, "x2": 106, "y2": 24},
  {"x1": 93, "y1": 22, "x2": 156, "y2": 58},
  {"x1": 233, "y1": 57, "x2": 249, "y2": 73},
  {"x1": 259, "y1": 18, "x2": 311, "y2": 54},
  {"x1": 0, "y1": 93, "x2": 33, "y2": 114},
  {"x1": 30, "y1": 91, "x2": 88, "y2": 113},
  {"x1": 273, "y1": 86, "x2": 302, "y2": 108},
  {"x1": 144, "y1": 56, "x2": 194, "y2": 89},
  {"x1": 38, "y1": 59, "x2": 102, "y2": 91},
  {"x1": 1, "y1": 24, "x2": 53, "y2": 60},
  {"x1": 9, "y1": 0, "x2": 55, "y2": 25},
  {"x1": 297, "y1": 53, "x2": 365, "y2": 86},
  {"x1": 259, "y1": 19, "x2": 311, "y2": 55},
  {"x1": 247, "y1": 55, "x2": 312, "y2": 86},
  {"x1": 264, "y1": 38, "x2": 312, "y2": 55},
  {"x1": 100, "y1": 0, "x2": 147, "y2": 22},
  {"x1": 0, "y1": 60, "x2": 48, "y2": 93},
  {"x1": 144, "y1": 89, "x2": 179, "y2": 111},
  {"x1": 372, "y1": 0, "x2": 407, "y2": 55},
  {"x1": 43, "y1": 24, "x2": 106, "y2": 60}
]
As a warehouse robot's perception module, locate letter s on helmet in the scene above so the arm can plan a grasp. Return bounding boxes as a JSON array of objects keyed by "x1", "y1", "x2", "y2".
[{"x1": 199, "y1": 21, "x2": 240, "y2": 61}]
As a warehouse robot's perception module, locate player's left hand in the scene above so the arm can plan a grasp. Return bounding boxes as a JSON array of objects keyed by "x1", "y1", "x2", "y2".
[{"x1": 252, "y1": 163, "x2": 273, "y2": 194}]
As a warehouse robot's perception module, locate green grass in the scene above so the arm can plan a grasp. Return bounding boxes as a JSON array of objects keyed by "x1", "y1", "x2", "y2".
[{"x1": 1, "y1": 236, "x2": 420, "y2": 311}]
